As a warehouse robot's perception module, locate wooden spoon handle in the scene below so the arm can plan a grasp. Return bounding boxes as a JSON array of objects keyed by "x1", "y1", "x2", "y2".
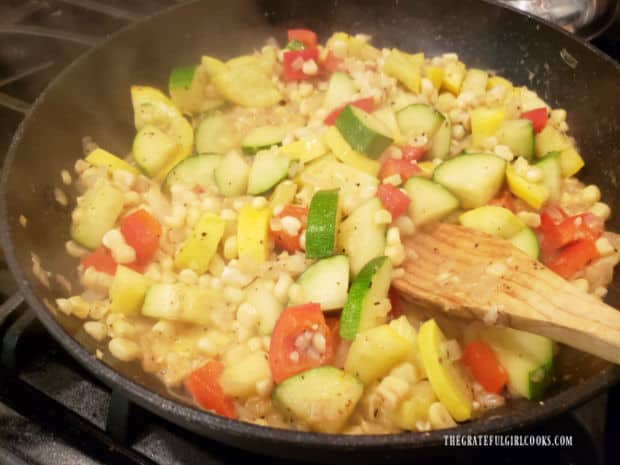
[{"x1": 393, "y1": 223, "x2": 620, "y2": 364}]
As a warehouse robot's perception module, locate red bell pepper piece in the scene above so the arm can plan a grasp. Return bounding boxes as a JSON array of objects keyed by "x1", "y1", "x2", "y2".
[
  {"x1": 376, "y1": 183, "x2": 411, "y2": 219},
  {"x1": 269, "y1": 303, "x2": 334, "y2": 383},
  {"x1": 81, "y1": 246, "x2": 143, "y2": 275},
  {"x1": 378, "y1": 158, "x2": 421, "y2": 181},
  {"x1": 538, "y1": 212, "x2": 602, "y2": 251},
  {"x1": 323, "y1": 97, "x2": 375, "y2": 125},
  {"x1": 120, "y1": 209, "x2": 162, "y2": 266},
  {"x1": 462, "y1": 340, "x2": 508, "y2": 394},
  {"x1": 546, "y1": 238, "x2": 600, "y2": 279},
  {"x1": 282, "y1": 48, "x2": 319, "y2": 82},
  {"x1": 81, "y1": 247, "x2": 118, "y2": 275},
  {"x1": 520, "y1": 107, "x2": 548, "y2": 134},
  {"x1": 185, "y1": 361, "x2": 236, "y2": 419},
  {"x1": 321, "y1": 50, "x2": 343, "y2": 73},
  {"x1": 400, "y1": 145, "x2": 427, "y2": 162},
  {"x1": 287, "y1": 29, "x2": 317, "y2": 49},
  {"x1": 270, "y1": 204, "x2": 308, "y2": 253}
]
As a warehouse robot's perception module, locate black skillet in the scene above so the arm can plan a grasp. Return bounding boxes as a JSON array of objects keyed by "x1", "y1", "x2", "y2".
[{"x1": 1, "y1": 0, "x2": 619, "y2": 462}]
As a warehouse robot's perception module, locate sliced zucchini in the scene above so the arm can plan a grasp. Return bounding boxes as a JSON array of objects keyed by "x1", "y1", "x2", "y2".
[
  {"x1": 245, "y1": 280, "x2": 283, "y2": 335},
  {"x1": 130, "y1": 86, "x2": 193, "y2": 181},
  {"x1": 460, "y1": 68, "x2": 489, "y2": 95},
  {"x1": 163, "y1": 153, "x2": 222, "y2": 192},
  {"x1": 305, "y1": 189, "x2": 341, "y2": 259},
  {"x1": 299, "y1": 159, "x2": 378, "y2": 215},
  {"x1": 272, "y1": 366, "x2": 363, "y2": 433},
  {"x1": 396, "y1": 104, "x2": 443, "y2": 140},
  {"x1": 141, "y1": 283, "x2": 217, "y2": 326},
  {"x1": 559, "y1": 146, "x2": 585, "y2": 178},
  {"x1": 323, "y1": 126, "x2": 380, "y2": 176},
  {"x1": 535, "y1": 125, "x2": 568, "y2": 158},
  {"x1": 478, "y1": 325, "x2": 554, "y2": 400},
  {"x1": 269, "y1": 180, "x2": 298, "y2": 210},
  {"x1": 70, "y1": 181, "x2": 124, "y2": 249},
  {"x1": 195, "y1": 113, "x2": 237, "y2": 154},
  {"x1": 373, "y1": 107, "x2": 405, "y2": 144},
  {"x1": 509, "y1": 227, "x2": 540, "y2": 259},
  {"x1": 418, "y1": 319, "x2": 472, "y2": 422},
  {"x1": 168, "y1": 65, "x2": 209, "y2": 114},
  {"x1": 246, "y1": 149, "x2": 291, "y2": 195},
  {"x1": 383, "y1": 49, "x2": 424, "y2": 93},
  {"x1": 212, "y1": 56, "x2": 282, "y2": 107},
  {"x1": 505, "y1": 163, "x2": 549, "y2": 209},
  {"x1": 220, "y1": 351, "x2": 271, "y2": 397},
  {"x1": 432, "y1": 153, "x2": 506, "y2": 209},
  {"x1": 427, "y1": 114, "x2": 451, "y2": 159},
  {"x1": 241, "y1": 126, "x2": 286, "y2": 155},
  {"x1": 535, "y1": 151, "x2": 562, "y2": 202},
  {"x1": 395, "y1": 381, "x2": 437, "y2": 430},
  {"x1": 470, "y1": 107, "x2": 505, "y2": 148},
  {"x1": 294, "y1": 255, "x2": 350, "y2": 311},
  {"x1": 339, "y1": 256, "x2": 392, "y2": 340},
  {"x1": 425, "y1": 65, "x2": 445, "y2": 90},
  {"x1": 459, "y1": 205, "x2": 525, "y2": 239},
  {"x1": 109, "y1": 265, "x2": 152, "y2": 315},
  {"x1": 85, "y1": 148, "x2": 140, "y2": 175},
  {"x1": 404, "y1": 177, "x2": 459, "y2": 226},
  {"x1": 132, "y1": 125, "x2": 178, "y2": 177},
  {"x1": 441, "y1": 61, "x2": 466, "y2": 94},
  {"x1": 324, "y1": 71, "x2": 357, "y2": 109},
  {"x1": 281, "y1": 137, "x2": 327, "y2": 164},
  {"x1": 175, "y1": 213, "x2": 225, "y2": 274},
  {"x1": 344, "y1": 324, "x2": 409, "y2": 384},
  {"x1": 335, "y1": 105, "x2": 393, "y2": 158},
  {"x1": 214, "y1": 151, "x2": 249, "y2": 197},
  {"x1": 237, "y1": 205, "x2": 271, "y2": 263},
  {"x1": 498, "y1": 119, "x2": 535, "y2": 160},
  {"x1": 337, "y1": 198, "x2": 387, "y2": 275},
  {"x1": 519, "y1": 88, "x2": 550, "y2": 113}
]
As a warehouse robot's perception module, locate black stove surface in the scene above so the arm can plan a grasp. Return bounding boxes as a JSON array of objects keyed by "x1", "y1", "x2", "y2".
[{"x1": 0, "y1": 1, "x2": 619, "y2": 464}]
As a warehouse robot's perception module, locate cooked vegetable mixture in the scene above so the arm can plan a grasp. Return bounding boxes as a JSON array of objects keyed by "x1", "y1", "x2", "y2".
[{"x1": 56, "y1": 30, "x2": 620, "y2": 434}]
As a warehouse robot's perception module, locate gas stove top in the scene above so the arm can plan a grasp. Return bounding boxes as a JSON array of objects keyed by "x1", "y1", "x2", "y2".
[{"x1": 0, "y1": 1, "x2": 619, "y2": 464}]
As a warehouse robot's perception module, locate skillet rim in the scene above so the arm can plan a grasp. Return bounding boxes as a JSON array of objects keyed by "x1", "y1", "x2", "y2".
[{"x1": 1, "y1": 0, "x2": 619, "y2": 451}]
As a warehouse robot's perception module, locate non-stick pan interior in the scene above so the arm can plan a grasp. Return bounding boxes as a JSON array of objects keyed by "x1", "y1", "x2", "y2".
[{"x1": 1, "y1": 0, "x2": 619, "y2": 461}]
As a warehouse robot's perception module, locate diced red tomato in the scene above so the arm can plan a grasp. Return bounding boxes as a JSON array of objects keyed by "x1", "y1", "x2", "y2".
[
  {"x1": 184, "y1": 361, "x2": 236, "y2": 419},
  {"x1": 520, "y1": 107, "x2": 548, "y2": 134},
  {"x1": 80, "y1": 247, "x2": 143, "y2": 275},
  {"x1": 192, "y1": 185, "x2": 205, "y2": 194},
  {"x1": 287, "y1": 29, "x2": 317, "y2": 50},
  {"x1": 387, "y1": 288, "x2": 405, "y2": 322},
  {"x1": 488, "y1": 190, "x2": 516, "y2": 212},
  {"x1": 462, "y1": 340, "x2": 508, "y2": 394},
  {"x1": 376, "y1": 184, "x2": 411, "y2": 219},
  {"x1": 400, "y1": 146, "x2": 426, "y2": 162},
  {"x1": 282, "y1": 48, "x2": 319, "y2": 81},
  {"x1": 120, "y1": 209, "x2": 162, "y2": 265},
  {"x1": 323, "y1": 97, "x2": 375, "y2": 125},
  {"x1": 321, "y1": 50, "x2": 343, "y2": 73},
  {"x1": 269, "y1": 303, "x2": 334, "y2": 383},
  {"x1": 379, "y1": 158, "x2": 421, "y2": 181},
  {"x1": 270, "y1": 205, "x2": 308, "y2": 253},
  {"x1": 81, "y1": 247, "x2": 118, "y2": 275},
  {"x1": 546, "y1": 238, "x2": 599, "y2": 280},
  {"x1": 538, "y1": 212, "x2": 602, "y2": 251}
]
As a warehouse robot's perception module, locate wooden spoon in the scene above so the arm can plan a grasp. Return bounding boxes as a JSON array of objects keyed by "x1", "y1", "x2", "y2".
[{"x1": 392, "y1": 222, "x2": 620, "y2": 364}]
